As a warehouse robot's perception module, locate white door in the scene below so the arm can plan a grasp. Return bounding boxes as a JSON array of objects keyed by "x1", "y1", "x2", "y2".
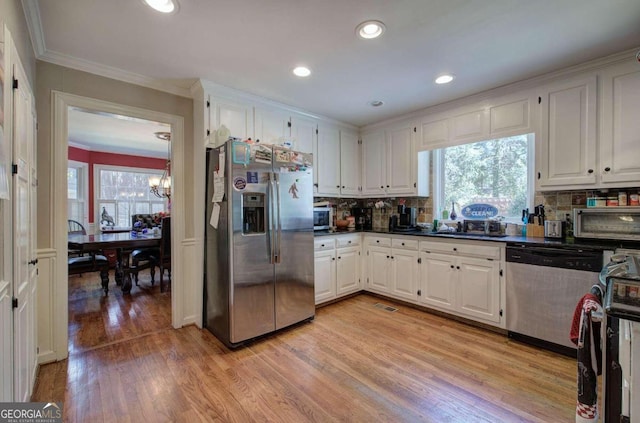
[
  {"x1": 339, "y1": 130, "x2": 360, "y2": 196},
  {"x1": 420, "y1": 252, "x2": 456, "y2": 311},
  {"x1": 386, "y1": 125, "x2": 415, "y2": 195},
  {"x1": 457, "y1": 257, "x2": 500, "y2": 323},
  {"x1": 316, "y1": 125, "x2": 341, "y2": 196},
  {"x1": 336, "y1": 246, "x2": 359, "y2": 295},
  {"x1": 361, "y1": 130, "x2": 386, "y2": 196},
  {"x1": 290, "y1": 115, "x2": 316, "y2": 154},
  {"x1": 391, "y1": 249, "x2": 418, "y2": 301},
  {"x1": 367, "y1": 246, "x2": 391, "y2": 293},
  {"x1": 314, "y1": 250, "x2": 336, "y2": 304},
  {"x1": 12, "y1": 57, "x2": 37, "y2": 402},
  {"x1": 254, "y1": 107, "x2": 288, "y2": 145},
  {"x1": 209, "y1": 96, "x2": 253, "y2": 144}
]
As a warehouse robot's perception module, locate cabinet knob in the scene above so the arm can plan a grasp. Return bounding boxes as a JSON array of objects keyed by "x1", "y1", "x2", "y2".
[
  {"x1": 386, "y1": 185, "x2": 390, "y2": 188},
  {"x1": 342, "y1": 186, "x2": 345, "y2": 189},
  {"x1": 338, "y1": 256, "x2": 341, "y2": 259},
  {"x1": 391, "y1": 256, "x2": 394, "y2": 259},
  {"x1": 453, "y1": 248, "x2": 457, "y2": 252},
  {"x1": 376, "y1": 240, "x2": 380, "y2": 243},
  {"x1": 332, "y1": 257, "x2": 335, "y2": 261},
  {"x1": 380, "y1": 186, "x2": 384, "y2": 189},
  {"x1": 587, "y1": 169, "x2": 594, "y2": 174},
  {"x1": 450, "y1": 265, "x2": 454, "y2": 269},
  {"x1": 386, "y1": 255, "x2": 390, "y2": 259},
  {"x1": 314, "y1": 183, "x2": 318, "y2": 188},
  {"x1": 456, "y1": 266, "x2": 460, "y2": 270},
  {"x1": 402, "y1": 242, "x2": 405, "y2": 246},
  {"x1": 604, "y1": 167, "x2": 611, "y2": 172},
  {"x1": 321, "y1": 244, "x2": 325, "y2": 247},
  {"x1": 417, "y1": 290, "x2": 421, "y2": 296},
  {"x1": 336, "y1": 185, "x2": 340, "y2": 188},
  {"x1": 348, "y1": 241, "x2": 351, "y2": 244}
]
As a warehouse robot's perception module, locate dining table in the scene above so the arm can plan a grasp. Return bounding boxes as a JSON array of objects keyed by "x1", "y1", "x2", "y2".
[{"x1": 68, "y1": 231, "x2": 161, "y2": 294}]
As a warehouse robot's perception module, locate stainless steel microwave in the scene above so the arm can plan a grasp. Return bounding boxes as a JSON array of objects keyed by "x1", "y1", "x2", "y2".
[
  {"x1": 313, "y1": 207, "x2": 333, "y2": 230},
  {"x1": 574, "y1": 207, "x2": 640, "y2": 240}
]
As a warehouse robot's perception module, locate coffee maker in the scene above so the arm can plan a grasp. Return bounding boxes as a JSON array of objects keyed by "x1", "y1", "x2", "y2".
[
  {"x1": 396, "y1": 205, "x2": 417, "y2": 230},
  {"x1": 351, "y1": 207, "x2": 372, "y2": 230}
]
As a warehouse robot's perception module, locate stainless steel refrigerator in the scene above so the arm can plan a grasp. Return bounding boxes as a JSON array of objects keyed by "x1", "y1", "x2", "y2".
[{"x1": 204, "y1": 141, "x2": 315, "y2": 348}]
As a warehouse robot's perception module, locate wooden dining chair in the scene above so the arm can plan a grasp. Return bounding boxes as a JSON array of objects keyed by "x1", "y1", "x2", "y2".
[
  {"x1": 156, "y1": 216, "x2": 171, "y2": 293},
  {"x1": 68, "y1": 219, "x2": 87, "y2": 257},
  {"x1": 68, "y1": 253, "x2": 110, "y2": 294}
]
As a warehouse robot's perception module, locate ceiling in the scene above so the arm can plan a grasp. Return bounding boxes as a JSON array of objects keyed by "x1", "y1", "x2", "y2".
[
  {"x1": 27, "y1": 0, "x2": 640, "y2": 136},
  {"x1": 68, "y1": 108, "x2": 170, "y2": 158}
]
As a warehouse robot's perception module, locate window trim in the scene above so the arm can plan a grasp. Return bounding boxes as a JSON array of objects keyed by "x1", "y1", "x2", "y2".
[
  {"x1": 433, "y1": 133, "x2": 535, "y2": 223},
  {"x1": 93, "y1": 164, "x2": 166, "y2": 227},
  {"x1": 68, "y1": 160, "x2": 89, "y2": 228}
]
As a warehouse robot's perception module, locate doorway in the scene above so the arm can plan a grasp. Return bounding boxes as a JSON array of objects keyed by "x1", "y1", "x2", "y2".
[
  {"x1": 66, "y1": 108, "x2": 173, "y2": 353},
  {"x1": 51, "y1": 91, "x2": 185, "y2": 361}
]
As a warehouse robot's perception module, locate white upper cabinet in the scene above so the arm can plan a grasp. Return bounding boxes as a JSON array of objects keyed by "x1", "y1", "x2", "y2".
[
  {"x1": 416, "y1": 92, "x2": 533, "y2": 152},
  {"x1": 339, "y1": 130, "x2": 361, "y2": 196},
  {"x1": 209, "y1": 96, "x2": 254, "y2": 146},
  {"x1": 537, "y1": 76, "x2": 597, "y2": 189},
  {"x1": 361, "y1": 130, "x2": 387, "y2": 196},
  {"x1": 599, "y1": 61, "x2": 640, "y2": 186},
  {"x1": 386, "y1": 123, "x2": 415, "y2": 195},
  {"x1": 361, "y1": 122, "x2": 417, "y2": 197},
  {"x1": 451, "y1": 109, "x2": 486, "y2": 144},
  {"x1": 419, "y1": 116, "x2": 449, "y2": 151},
  {"x1": 290, "y1": 115, "x2": 317, "y2": 154},
  {"x1": 316, "y1": 124, "x2": 341, "y2": 196},
  {"x1": 254, "y1": 107, "x2": 289, "y2": 145}
]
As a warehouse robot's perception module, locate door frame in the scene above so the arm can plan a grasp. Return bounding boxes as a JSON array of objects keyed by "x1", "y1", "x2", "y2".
[{"x1": 51, "y1": 91, "x2": 185, "y2": 360}]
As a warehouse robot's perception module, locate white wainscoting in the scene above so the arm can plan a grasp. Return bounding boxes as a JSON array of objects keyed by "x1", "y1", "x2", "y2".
[
  {"x1": 180, "y1": 238, "x2": 201, "y2": 327},
  {"x1": 36, "y1": 249, "x2": 57, "y2": 364}
]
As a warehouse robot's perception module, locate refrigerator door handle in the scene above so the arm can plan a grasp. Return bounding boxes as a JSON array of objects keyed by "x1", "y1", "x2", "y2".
[
  {"x1": 268, "y1": 173, "x2": 276, "y2": 264},
  {"x1": 274, "y1": 172, "x2": 282, "y2": 264}
]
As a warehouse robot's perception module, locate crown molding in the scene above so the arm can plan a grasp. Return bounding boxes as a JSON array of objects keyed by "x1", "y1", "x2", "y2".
[
  {"x1": 39, "y1": 49, "x2": 192, "y2": 98},
  {"x1": 21, "y1": 0, "x2": 46, "y2": 56}
]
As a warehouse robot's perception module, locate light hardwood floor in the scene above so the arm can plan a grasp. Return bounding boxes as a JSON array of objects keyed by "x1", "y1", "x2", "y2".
[{"x1": 33, "y1": 290, "x2": 576, "y2": 422}]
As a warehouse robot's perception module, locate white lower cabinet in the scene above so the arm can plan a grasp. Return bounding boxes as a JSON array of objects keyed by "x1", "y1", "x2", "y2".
[
  {"x1": 365, "y1": 236, "x2": 419, "y2": 301},
  {"x1": 418, "y1": 240, "x2": 503, "y2": 326},
  {"x1": 314, "y1": 235, "x2": 361, "y2": 305}
]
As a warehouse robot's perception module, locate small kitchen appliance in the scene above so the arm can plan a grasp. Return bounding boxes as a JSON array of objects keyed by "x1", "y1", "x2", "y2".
[
  {"x1": 313, "y1": 205, "x2": 333, "y2": 231},
  {"x1": 574, "y1": 207, "x2": 640, "y2": 240},
  {"x1": 544, "y1": 220, "x2": 565, "y2": 239},
  {"x1": 396, "y1": 205, "x2": 417, "y2": 230},
  {"x1": 351, "y1": 207, "x2": 372, "y2": 230}
]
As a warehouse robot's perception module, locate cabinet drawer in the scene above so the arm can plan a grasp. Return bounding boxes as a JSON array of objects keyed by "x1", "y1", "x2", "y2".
[
  {"x1": 365, "y1": 236, "x2": 391, "y2": 247},
  {"x1": 392, "y1": 238, "x2": 418, "y2": 250},
  {"x1": 314, "y1": 238, "x2": 335, "y2": 251},
  {"x1": 419, "y1": 240, "x2": 501, "y2": 260},
  {"x1": 336, "y1": 234, "x2": 360, "y2": 248}
]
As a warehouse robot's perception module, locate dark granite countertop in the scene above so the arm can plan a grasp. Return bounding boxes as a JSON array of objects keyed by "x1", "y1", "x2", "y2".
[{"x1": 314, "y1": 228, "x2": 639, "y2": 251}]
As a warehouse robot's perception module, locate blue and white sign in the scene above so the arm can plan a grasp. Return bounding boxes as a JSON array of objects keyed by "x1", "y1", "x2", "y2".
[{"x1": 461, "y1": 203, "x2": 499, "y2": 219}]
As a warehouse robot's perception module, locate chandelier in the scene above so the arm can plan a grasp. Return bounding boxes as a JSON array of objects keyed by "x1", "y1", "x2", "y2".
[{"x1": 149, "y1": 131, "x2": 171, "y2": 199}]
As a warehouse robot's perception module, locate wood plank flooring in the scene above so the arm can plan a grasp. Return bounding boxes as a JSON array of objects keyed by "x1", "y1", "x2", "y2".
[
  {"x1": 68, "y1": 269, "x2": 172, "y2": 353},
  {"x1": 33, "y1": 294, "x2": 577, "y2": 422}
]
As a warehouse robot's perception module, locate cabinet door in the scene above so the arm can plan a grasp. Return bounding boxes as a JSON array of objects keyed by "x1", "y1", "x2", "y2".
[
  {"x1": 386, "y1": 124, "x2": 415, "y2": 195},
  {"x1": 600, "y1": 63, "x2": 640, "y2": 185},
  {"x1": 419, "y1": 116, "x2": 449, "y2": 151},
  {"x1": 361, "y1": 130, "x2": 387, "y2": 196},
  {"x1": 451, "y1": 109, "x2": 487, "y2": 144},
  {"x1": 537, "y1": 76, "x2": 597, "y2": 188},
  {"x1": 367, "y1": 246, "x2": 391, "y2": 293},
  {"x1": 457, "y1": 257, "x2": 500, "y2": 323},
  {"x1": 290, "y1": 115, "x2": 316, "y2": 154},
  {"x1": 254, "y1": 108, "x2": 289, "y2": 145},
  {"x1": 489, "y1": 97, "x2": 531, "y2": 137},
  {"x1": 336, "y1": 246, "x2": 360, "y2": 295},
  {"x1": 316, "y1": 125, "x2": 341, "y2": 196},
  {"x1": 340, "y1": 130, "x2": 361, "y2": 196},
  {"x1": 391, "y1": 249, "x2": 419, "y2": 302},
  {"x1": 419, "y1": 252, "x2": 456, "y2": 311},
  {"x1": 314, "y1": 249, "x2": 336, "y2": 304},
  {"x1": 210, "y1": 97, "x2": 253, "y2": 144}
]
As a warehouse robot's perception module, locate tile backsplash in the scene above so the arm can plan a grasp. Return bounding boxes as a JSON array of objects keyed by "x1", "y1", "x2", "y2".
[{"x1": 535, "y1": 187, "x2": 640, "y2": 221}]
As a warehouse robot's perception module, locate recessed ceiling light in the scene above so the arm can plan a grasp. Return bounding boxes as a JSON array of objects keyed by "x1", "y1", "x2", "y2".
[
  {"x1": 356, "y1": 20, "x2": 386, "y2": 39},
  {"x1": 369, "y1": 100, "x2": 384, "y2": 107},
  {"x1": 435, "y1": 74, "x2": 455, "y2": 84},
  {"x1": 293, "y1": 66, "x2": 311, "y2": 77},
  {"x1": 143, "y1": 0, "x2": 178, "y2": 13}
]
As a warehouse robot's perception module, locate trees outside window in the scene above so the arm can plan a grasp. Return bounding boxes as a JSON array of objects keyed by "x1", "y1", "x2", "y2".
[{"x1": 435, "y1": 134, "x2": 534, "y2": 221}]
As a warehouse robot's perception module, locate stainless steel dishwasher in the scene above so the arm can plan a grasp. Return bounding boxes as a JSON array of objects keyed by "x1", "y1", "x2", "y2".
[{"x1": 506, "y1": 243, "x2": 606, "y2": 356}]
